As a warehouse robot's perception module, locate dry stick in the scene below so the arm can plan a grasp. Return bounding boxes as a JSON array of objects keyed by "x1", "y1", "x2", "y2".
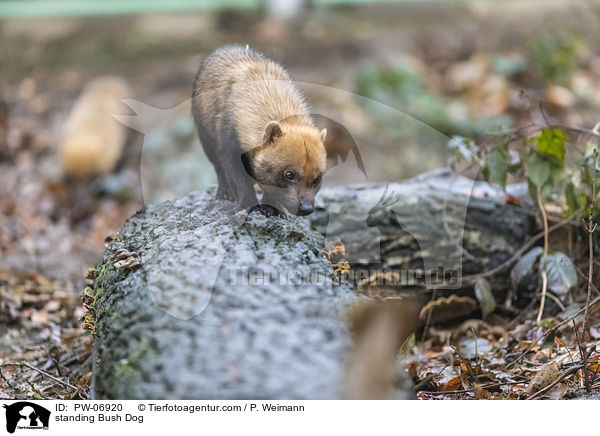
[
  {"x1": 25, "y1": 379, "x2": 50, "y2": 400},
  {"x1": 582, "y1": 148, "x2": 598, "y2": 342},
  {"x1": 536, "y1": 187, "x2": 550, "y2": 324},
  {"x1": 422, "y1": 288, "x2": 437, "y2": 340},
  {"x1": 580, "y1": 148, "x2": 598, "y2": 393},
  {"x1": 573, "y1": 320, "x2": 591, "y2": 393},
  {"x1": 538, "y1": 101, "x2": 600, "y2": 139},
  {"x1": 526, "y1": 364, "x2": 583, "y2": 400},
  {"x1": 2, "y1": 362, "x2": 80, "y2": 393},
  {"x1": 421, "y1": 380, "x2": 527, "y2": 396},
  {"x1": 575, "y1": 264, "x2": 600, "y2": 296},
  {"x1": 546, "y1": 292, "x2": 566, "y2": 312},
  {"x1": 506, "y1": 294, "x2": 600, "y2": 369}
]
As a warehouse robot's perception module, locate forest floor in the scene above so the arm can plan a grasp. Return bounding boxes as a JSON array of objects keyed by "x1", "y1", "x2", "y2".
[{"x1": 1, "y1": 2, "x2": 600, "y2": 399}]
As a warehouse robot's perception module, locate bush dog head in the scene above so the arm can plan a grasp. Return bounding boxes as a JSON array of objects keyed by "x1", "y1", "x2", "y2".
[{"x1": 243, "y1": 119, "x2": 327, "y2": 216}]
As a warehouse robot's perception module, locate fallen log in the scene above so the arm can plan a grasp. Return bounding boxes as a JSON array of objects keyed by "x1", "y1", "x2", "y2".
[
  {"x1": 90, "y1": 188, "x2": 371, "y2": 399},
  {"x1": 310, "y1": 168, "x2": 534, "y2": 297}
]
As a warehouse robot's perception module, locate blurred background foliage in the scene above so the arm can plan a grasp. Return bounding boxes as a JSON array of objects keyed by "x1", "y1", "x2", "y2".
[
  {"x1": 1, "y1": 0, "x2": 599, "y2": 275},
  {"x1": 2, "y1": 0, "x2": 600, "y2": 398}
]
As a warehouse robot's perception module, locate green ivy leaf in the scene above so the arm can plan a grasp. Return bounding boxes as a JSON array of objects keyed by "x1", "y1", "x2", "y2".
[
  {"x1": 526, "y1": 153, "x2": 551, "y2": 188},
  {"x1": 536, "y1": 128, "x2": 567, "y2": 165},
  {"x1": 483, "y1": 145, "x2": 509, "y2": 187}
]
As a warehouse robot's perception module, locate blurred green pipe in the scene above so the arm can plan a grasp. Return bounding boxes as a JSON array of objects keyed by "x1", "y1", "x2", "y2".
[
  {"x1": 0, "y1": 0, "x2": 451, "y2": 19},
  {"x1": 0, "y1": 0, "x2": 260, "y2": 18}
]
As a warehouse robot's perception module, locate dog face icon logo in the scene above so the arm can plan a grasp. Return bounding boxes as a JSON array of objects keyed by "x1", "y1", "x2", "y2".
[{"x1": 3, "y1": 402, "x2": 50, "y2": 433}]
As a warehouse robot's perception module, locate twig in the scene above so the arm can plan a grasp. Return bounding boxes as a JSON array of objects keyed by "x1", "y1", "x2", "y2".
[
  {"x1": 450, "y1": 345, "x2": 475, "y2": 380},
  {"x1": 539, "y1": 102, "x2": 553, "y2": 129},
  {"x1": 582, "y1": 147, "x2": 598, "y2": 340},
  {"x1": 575, "y1": 264, "x2": 600, "y2": 296},
  {"x1": 25, "y1": 379, "x2": 50, "y2": 400},
  {"x1": 1, "y1": 362, "x2": 79, "y2": 392},
  {"x1": 538, "y1": 104, "x2": 600, "y2": 139},
  {"x1": 526, "y1": 364, "x2": 583, "y2": 400},
  {"x1": 580, "y1": 147, "x2": 597, "y2": 393},
  {"x1": 546, "y1": 292, "x2": 566, "y2": 312},
  {"x1": 422, "y1": 288, "x2": 436, "y2": 341},
  {"x1": 420, "y1": 380, "x2": 526, "y2": 396},
  {"x1": 573, "y1": 320, "x2": 591, "y2": 393},
  {"x1": 536, "y1": 187, "x2": 550, "y2": 324}
]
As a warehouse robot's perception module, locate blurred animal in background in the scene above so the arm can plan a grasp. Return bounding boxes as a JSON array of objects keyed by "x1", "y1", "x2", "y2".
[{"x1": 60, "y1": 76, "x2": 131, "y2": 178}]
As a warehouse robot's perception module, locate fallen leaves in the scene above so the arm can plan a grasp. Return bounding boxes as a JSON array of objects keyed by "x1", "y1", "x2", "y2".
[
  {"x1": 438, "y1": 377, "x2": 462, "y2": 392},
  {"x1": 527, "y1": 361, "x2": 560, "y2": 395},
  {"x1": 405, "y1": 306, "x2": 600, "y2": 399},
  {"x1": 0, "y1": 270, "x2": 92, "y2": 399}
]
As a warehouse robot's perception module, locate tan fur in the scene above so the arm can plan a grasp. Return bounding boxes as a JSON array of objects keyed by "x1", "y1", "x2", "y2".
[
  {"x1": 60, "y1": 77, "x2": 130, "y2": 177},
  {"x1": 193, "y1": 46, "x2": 315, "y2": 150},
  {"x1": 192, "y1": 46, "x2": 327, "y2": 215},
  {"x1": 254, "y1": 125, "x2": 326, "y2": 185}
]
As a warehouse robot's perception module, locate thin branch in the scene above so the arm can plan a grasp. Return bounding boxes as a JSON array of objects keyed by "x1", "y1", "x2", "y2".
[
  {"x1": 582, "y1": 147, "x2": 598, "y2": 341},
  {"x1": 1, "y1": 362, "x2": 80, "y2": 393},
  {"x1": 526, "y1": 364, "x2": 583, "y2": 400},
  {"x1": 420, "y1": 380, "x2": 527, "y2": 396},
  {"x1": 573, "y1": 320, "x2": 591, "y2": 393},
  {"x1": 575, "y1": 264, "x2": 600, "y2": 296},
  {"x1": 536, "y1": 186, "x2": 550, "y2": 324},
  {"x1": 580, "y1": 147, "x2": 597, "y2": 393}
]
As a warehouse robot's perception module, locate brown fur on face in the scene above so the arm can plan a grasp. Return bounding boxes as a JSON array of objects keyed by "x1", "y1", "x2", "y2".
[{"x1": 248, "y1": 121, "x2": 327, "y2": 216}]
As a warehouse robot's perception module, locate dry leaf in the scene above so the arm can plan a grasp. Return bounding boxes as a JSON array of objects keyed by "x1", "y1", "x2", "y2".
[
  {"x1": 528, "y1": 362, "x2": 560, "y2": 394},
  {"x1": 474, "y1": 386, "x2": 492, "y2": 399},
  {"x1": 438, "y1": 377, "x2": 462, "y2": 392}
]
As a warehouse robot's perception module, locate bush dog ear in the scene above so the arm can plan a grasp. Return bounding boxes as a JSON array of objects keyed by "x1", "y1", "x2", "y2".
[
  {"x1": 263, "y1": 121, "x2": 283, "y2": 143},
  {"x1": 320, "y1": 128, "x2": 327, "y2": 143}
]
